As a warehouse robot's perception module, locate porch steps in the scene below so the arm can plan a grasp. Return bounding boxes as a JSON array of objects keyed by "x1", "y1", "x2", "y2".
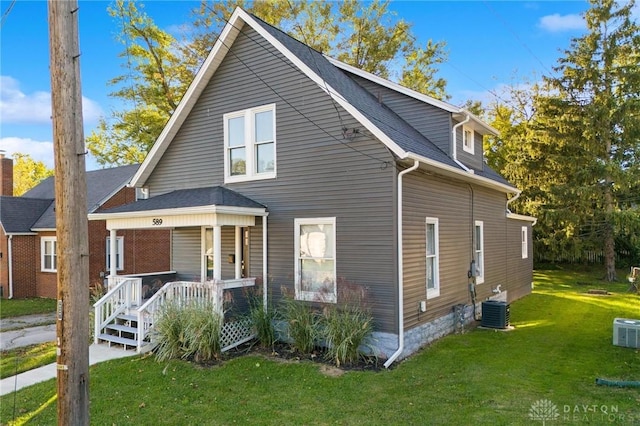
[{"x1": 97, "y1": 313, "x2": 145, "y2": 351}]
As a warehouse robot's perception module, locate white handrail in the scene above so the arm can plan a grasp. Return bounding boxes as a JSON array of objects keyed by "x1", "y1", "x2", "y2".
[{"x1": 93, "y1": 277, "x2": 142, "y2": 344}]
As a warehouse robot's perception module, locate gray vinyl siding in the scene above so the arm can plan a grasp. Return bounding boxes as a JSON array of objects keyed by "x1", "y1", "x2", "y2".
[
  {"x1": 454, "y1": 124, "x2": 484, "y2": 171},
  {"x1": 402, "y1": 171, "x2": 524, "y2": 330},
  {"x1": 145, "y1": 27, "x2": 398, "y2": 332},
  {"x1": 347, "y1": 74, "x2": 452, "y2": 155},
  {"x1": 506, "y1": 220, "x2": 533, "y2": 301},
  {"x1": 172, "y1": 227, "x2": 201, "y2": 280}
]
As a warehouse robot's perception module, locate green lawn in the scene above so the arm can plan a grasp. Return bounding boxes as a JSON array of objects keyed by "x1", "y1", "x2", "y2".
[
  {"x1": 1, "y1": 267, "x2": 639, "y2": 425},
  {"x1": 0, "y1": 298, "x2": 56, "y2": 319}
]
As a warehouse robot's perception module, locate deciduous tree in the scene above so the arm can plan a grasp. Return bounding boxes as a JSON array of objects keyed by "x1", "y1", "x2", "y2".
[{"x1": 12, "y1": 153, "x2": 54, "y2": 196}]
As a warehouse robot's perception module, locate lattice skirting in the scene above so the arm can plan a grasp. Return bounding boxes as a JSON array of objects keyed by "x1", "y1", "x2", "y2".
[{"x1": 221, "y1": 318, "x2": 255, "y2": 352}]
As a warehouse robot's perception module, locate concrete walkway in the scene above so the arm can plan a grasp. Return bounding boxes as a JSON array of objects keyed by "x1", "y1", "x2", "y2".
[{"x1": 0, "y1": 313, "x2": 137, "y2": 396}]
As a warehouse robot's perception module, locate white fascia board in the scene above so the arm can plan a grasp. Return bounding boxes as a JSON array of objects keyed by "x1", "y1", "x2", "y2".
[
  {"x1": 130, "y1": 10, "x2": 246, "y2": 188},
  {"x1": 89, "y1": 205, "x2": 268, "y2": 221},
  {"x1": 240, "y1": 11, "x2": 407, "y2": 158},
  {"x1": 29, "y1": 228, "x2": 55, "y2": 233},
  {"x1": 507, "y1": 213, "x2": 537, "y2": 223},
  {"x1": 453, "y1": 110, "x2": 500, "y2": 136},
  {"x1": 6, "y1": 232, "x2": 38, "y2": 236},
  {"x1": 326, "y1": 56, "x2": 460, "y2": 114},
  {"x1": 405, "y1": 152, "x2": 520, "y2": 195}
]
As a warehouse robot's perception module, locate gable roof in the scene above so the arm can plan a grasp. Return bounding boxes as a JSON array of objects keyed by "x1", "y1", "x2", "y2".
[
  {"x1": 0, "y1": 196, "x2": 53, "y2": 234},
  {"x1": 131, "y1": 7, "x2": 516, "y2": 194},
  {"x1": 10, "y1": 164, "x2": 141, "y2": 231}
]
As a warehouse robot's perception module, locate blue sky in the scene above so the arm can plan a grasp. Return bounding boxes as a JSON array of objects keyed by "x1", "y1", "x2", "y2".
[{"x1": 0, "y1": 0, "x2": 595, "y2": 171}]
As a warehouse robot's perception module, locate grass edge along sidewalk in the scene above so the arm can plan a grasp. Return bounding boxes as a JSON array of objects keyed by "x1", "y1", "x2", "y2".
[{"x1": 1, "y1": 267, "x2": 639, "y2": 425}]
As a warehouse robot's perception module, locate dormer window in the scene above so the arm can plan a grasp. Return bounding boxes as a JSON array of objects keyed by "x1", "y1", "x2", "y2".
[
  {"x1": 224, "y1": 104, "x2": 276, "y2": 183},
  {"x1": 462, "y1": 126, "x2": 474, "y2": 154}
]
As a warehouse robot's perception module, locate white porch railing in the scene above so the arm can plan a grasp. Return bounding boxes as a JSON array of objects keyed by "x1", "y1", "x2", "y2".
[
  {"x1": 94, "y1": 277, "x2": 256, "y2": 353},
  {"x1": 93, "y1": 277, "x2": 143, "y2": 345}
]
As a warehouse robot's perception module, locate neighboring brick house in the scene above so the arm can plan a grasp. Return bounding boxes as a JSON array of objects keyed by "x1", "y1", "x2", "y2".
[{"x1": 0, "y1": 158, "x2": 170, "y2": 299}]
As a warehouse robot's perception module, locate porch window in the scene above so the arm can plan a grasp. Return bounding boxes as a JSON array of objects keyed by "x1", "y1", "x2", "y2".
[
  {"x1": 462, "y1": 126, "x2": 474, "y2": 154},
  {"x1": 426, "y1": 218, "x2": 440, "y2": 298},
  {"x1": 295, "y1": 218, "x2": 336, "y2": 303},
  {"x1": 106, "y1": 236, "x2": 124, "y2": 271},
  {"x1": 41, "y1": 237, "x2": 57, "y2": 272},
  {"x1": 224, "y1": 104, "x2": 276, "y2": 183},
  {"x1": 474, "y1": 220, "x2": 484, "y2": 284},
  {"x1": 521, "y1": 226, "x2": 528, "y2": 259}
]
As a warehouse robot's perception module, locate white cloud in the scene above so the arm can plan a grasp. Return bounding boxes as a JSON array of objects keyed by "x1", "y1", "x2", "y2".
[
  {"x1": 538, "y1": 13, "x2": 585, "y2": 33},
  {"x1": 0, "y1": 137, "x2": 55, "y2": 169},
  {"x1": 0, "y1": 76, "x2": 104, "y2": 125}
]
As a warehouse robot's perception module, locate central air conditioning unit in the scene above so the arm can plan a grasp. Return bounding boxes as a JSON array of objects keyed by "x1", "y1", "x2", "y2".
[
  {"x1": 613, "y1": 318, "x2": 640, "y2": 348},
  {"x1": 481, "y1": 300, "x2": 510, "y2": 329}
]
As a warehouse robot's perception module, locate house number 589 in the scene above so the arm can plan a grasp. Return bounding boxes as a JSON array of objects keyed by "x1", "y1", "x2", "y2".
[{"x1": 152, "y1": 218, "x2": 163, "y2": 226}]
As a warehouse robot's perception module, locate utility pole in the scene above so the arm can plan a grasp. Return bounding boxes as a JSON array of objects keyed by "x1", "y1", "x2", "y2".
[{"x1": 48, "y1": 0, "x2": 90, "y2": 424}]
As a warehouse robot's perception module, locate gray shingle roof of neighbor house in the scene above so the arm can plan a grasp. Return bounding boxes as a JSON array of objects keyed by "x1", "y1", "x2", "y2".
[
  {"x1": 0, "y1": 196, "x2": 54, "y2": 234},
  {"x1": 22, "y1": 164, "x2": 141, "y2": 229},
  {"x1": 98, "y1": 186, "x2": 266, "y2": 214}
]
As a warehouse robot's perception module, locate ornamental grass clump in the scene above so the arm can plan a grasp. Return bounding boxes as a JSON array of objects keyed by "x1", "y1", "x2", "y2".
[
  {"x1": 246, "y1": 289, "x2": 278, "y2": 349},
  {"x1": 321, "y1": 281, "x2": 374, "y2": 367},
  {"x1": 153, "y1": 302, "x2": 222, "y2": 363},
  {"x1": 280, "y1": 295, "x2": 320, "y2": 354}
]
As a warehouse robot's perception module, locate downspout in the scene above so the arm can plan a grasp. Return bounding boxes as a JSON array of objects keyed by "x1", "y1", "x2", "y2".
[
  {"x1": 451, "y1": 113, "x2": 471, "y2": 172},
  {"x1": 262, "y1": 215, "x2": 268, "y2": 311},
  {"x1": 8, "y1": 235, "x2": 13, "y2": 299},
  {"x1": 384, "y1": 159, "x2": 420, "y2": 368},
  {"x1": 506, "y1": 191, "x2": 520, "y2": 214}
]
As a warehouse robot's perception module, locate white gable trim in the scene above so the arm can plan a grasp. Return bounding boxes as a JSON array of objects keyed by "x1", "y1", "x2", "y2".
[{"x1": 131, "y1": 11, "x2": 247, "y2": 187}]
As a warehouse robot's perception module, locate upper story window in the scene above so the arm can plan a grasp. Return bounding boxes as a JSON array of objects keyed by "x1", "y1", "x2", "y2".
[
  {"x1": 224, "y1": 104, "x2": 276, "y2": 183},
  {"x1": 462, "y1": 126, "x2": 474, "y2": 154},
  {"x1": 41, "y1": 237, "x2": 57, "y2": 272}
]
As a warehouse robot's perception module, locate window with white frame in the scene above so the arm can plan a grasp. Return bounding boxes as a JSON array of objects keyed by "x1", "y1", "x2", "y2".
[
  {"x1": 224, "y1": 104, "x2": 276, "y2": 182},
  {"x1": 521, "y1": 226, "x2": 528, "y2": 259},
  {"x1": 41, "y1": 237, "x2": 57, "y2": 272},
  {"x1": 462, "y1": 126, "x2": 474, "y2": 154},
  {"x1": 474, "y1": 220, "x2": 485, "y2": 284},
  {"x1": 106, "y1": 236, "x2": 124, "y2": 271},
  {"x1": 426, "y1": 218, "x2": 440, "y2": 299},
  {"x1": 294, "y1": 218, "x2": 336, "y2": 303}
]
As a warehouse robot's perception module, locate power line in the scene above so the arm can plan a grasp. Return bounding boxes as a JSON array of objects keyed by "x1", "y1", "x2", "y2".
[{"x1": 0, "y1": 0, "x2": 16, "y2": 29}]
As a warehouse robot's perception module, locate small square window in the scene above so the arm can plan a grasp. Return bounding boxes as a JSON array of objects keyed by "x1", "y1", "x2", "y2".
[{"x1": 462, "y1": 126, "x2": 475, "y2": 154}]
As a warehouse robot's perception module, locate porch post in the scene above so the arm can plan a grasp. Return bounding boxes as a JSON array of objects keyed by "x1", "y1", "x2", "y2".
[
  {"x1": 213, "y1": 225, "x2": 222, "y2": 280},
  {"x1": 234, "y1": 226, "x2": 242, "y2": 279}
]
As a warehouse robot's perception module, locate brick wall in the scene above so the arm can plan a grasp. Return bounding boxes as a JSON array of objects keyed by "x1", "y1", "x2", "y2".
[
  {"x1": 12, "y1": 235, "x2": 39, "y2": 298},
  {"x1": 0, "y1": 232, "x2": 8, "y2": 298},
  {"x1": 35, "y1": 231, "x2": 57, "y2": 298},
  {"x1": 0, "y1": 155, "x2": 13, "y2": 196}
]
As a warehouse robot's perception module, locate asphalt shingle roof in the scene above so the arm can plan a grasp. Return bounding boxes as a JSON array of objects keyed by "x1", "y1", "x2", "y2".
[
  {"x1": 99, "y1": 186, "x2": 266, "y2": 214},
  {"x1": 0, "y1": 196, "x2": 53, "y2": 234}
]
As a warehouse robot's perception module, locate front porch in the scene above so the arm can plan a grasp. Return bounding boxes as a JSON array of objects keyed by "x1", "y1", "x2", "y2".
[
  {"x1": 94, "y1": 275, "x2": 257, "y2": 353},
  {"x1": 89, "y1": 186, "x2": 270, "y2": 353}
]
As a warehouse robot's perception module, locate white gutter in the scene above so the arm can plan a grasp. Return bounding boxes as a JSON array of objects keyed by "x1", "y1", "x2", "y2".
[
  {"x1": 506, "y1": 192, "x2": 520, "y2": 214},
  {"x1": 8, "y1": 235, "x2": 13, "y2": 299},
  {"x1": 385, "y1": 159, "x2": 420, "y2": 368},
  {"x1": 451, "y1": 113, "x2": 471, "y2": 171}
]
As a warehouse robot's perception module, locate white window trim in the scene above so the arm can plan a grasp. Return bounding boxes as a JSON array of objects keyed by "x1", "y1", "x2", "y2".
[
  {"x1": 462, "y1": 125, "x2": 475, "y2": 154},
  {"x1": 224, "y1": 103, "x2": 277, "y2": 183},
  {"x1": 106, "y1": 236, "x2": 124, "y2": 271},
  {"x1": 294, "y1": 217, "x2": 337, "y2": 303},
  {"x1": 521, "y1": 226, "x2": 528, "y2": 259},
  {"x1": 426, "y1": 217, "x2": 440, "y2": 299},
  {"x1": 41, "y1": 237, "x2": 57, "y2": 273},
  {"x1": 474, "y1": 220, "x2": 485, "y2": 284}
]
